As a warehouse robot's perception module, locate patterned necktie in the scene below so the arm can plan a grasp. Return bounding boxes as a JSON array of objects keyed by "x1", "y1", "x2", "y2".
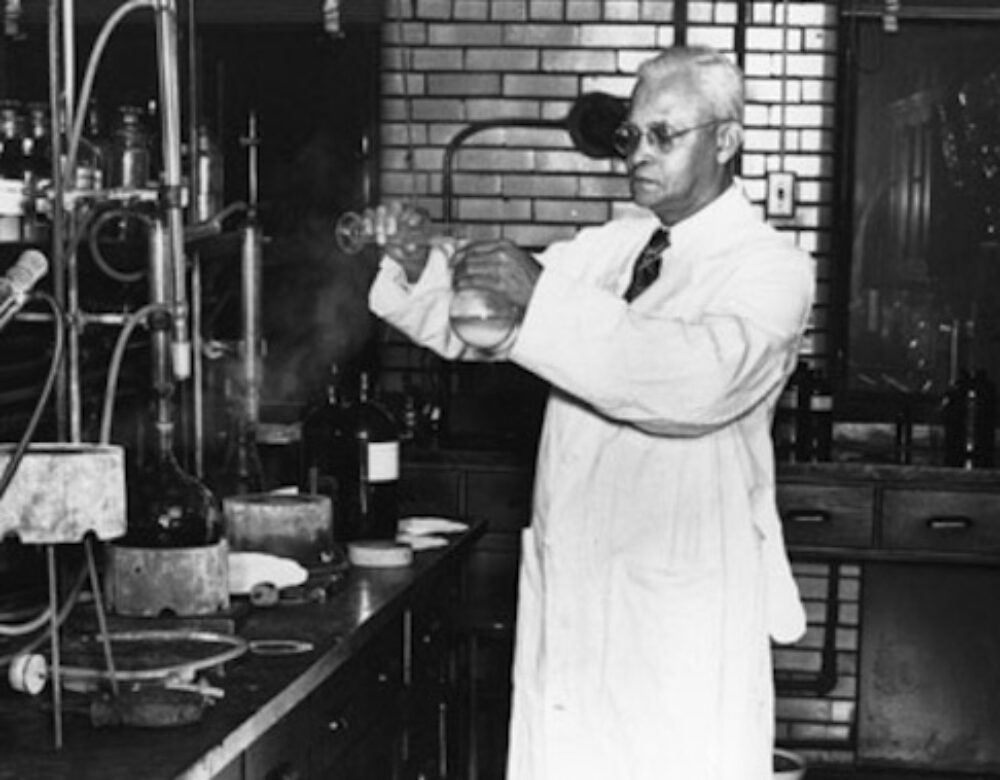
[{"x1": 623, "y1": 227, "x2": 670, "y2": 302}]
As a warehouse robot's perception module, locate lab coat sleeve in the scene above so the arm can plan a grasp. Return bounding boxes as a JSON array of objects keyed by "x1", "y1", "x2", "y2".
[
  {"x1": 510, "y1": 240, "x2": 815, "y2": 436},
  {"x1": 368, "y1": 244, "x2": 507, "y2": 361}
]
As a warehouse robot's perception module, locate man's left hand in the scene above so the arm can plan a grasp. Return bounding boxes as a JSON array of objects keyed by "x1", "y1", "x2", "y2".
[{"x1": 450, "y1": 239, "x2": 542, "y2": 311}]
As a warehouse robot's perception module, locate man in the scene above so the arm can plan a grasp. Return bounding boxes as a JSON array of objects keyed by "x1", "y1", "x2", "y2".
[{"x1": 368, "y1": 45, "x2": 815, "y2": 780}]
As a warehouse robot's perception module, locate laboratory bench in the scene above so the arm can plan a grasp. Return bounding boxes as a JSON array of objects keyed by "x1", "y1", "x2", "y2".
[{"x1": 0, "y1": 521, "x2": 484, "y2": 780}]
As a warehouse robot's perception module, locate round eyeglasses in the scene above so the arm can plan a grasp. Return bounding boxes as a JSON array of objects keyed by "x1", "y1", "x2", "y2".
[{"x1": 611, "y1": 118, "x2": 730, "y2": 158}]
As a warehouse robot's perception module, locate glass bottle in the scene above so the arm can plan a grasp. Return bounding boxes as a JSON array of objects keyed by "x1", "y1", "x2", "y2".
[
  {"x1": 21, "y1": 102, "x2": 50, "y2": 244},
  {"x1": 943, "y1": 368, "x2": 996, "y2": 469},
  {"x1": 109, "y1": 104, "x2": 151, "y2": 189},
  {"x1": 0, "y1": 100, "x2": 26, "y2": 242},
  {"x1": 804, "y1": 367, "x2": 833, "y2": 462},
  {"x1": 299, "y1": 365, "x2": 401, "y2": 542},
  {"x1": 300, "y1": 364, "x2": 348, "y2": 525},
  {"x1": 76, "y1": 100, "x2": 109, "y2": 191},
  {"x1": 352, "y1": 369, "x2": 401, "y2": 540},
  {"x1": 773, "y1": 361, "x2": 803, "y2": 463},
  {"x1": 193, "y1": 124, "x2": 224, "y2": 223}
]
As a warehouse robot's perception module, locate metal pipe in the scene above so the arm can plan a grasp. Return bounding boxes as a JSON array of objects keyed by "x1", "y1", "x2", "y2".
[
  {"x1": 241, "y1": 223, "x2": 262, "y2": 426},
  {"x1": 241, "y1": 112, "x2": 262, "y2": 427},
  {"x1": 153, "y1": 0, "x2": 191, "y2": 382},
  {"x1": 47, "y1": 0, "x2": 68, "y2": 440},
  {"x1": 148, "y1": 217, "x2": 175, "y2": 456}
]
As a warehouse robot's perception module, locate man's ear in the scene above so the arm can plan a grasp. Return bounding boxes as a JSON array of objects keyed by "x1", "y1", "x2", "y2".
[{"x1": 715, "y1": 121, "x2": 744, "y2": 166}]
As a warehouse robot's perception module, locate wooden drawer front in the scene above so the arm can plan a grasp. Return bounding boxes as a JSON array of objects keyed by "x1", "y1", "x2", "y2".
[
  {"x1": 882, "y1": 489, "x2": 1000, "y2": 555},
  {"x1": 465, "y1": 470, "x2": 533, "y2": 534},
  {"x1": 311, "y1": 625, "x2": 404, "y2": 769},
  {"x1": 777, "y1": 483, "x2": 875, "y2": 548},
  {"x1": 400, "y1": 466, "x2": 462, "y2": 518}
]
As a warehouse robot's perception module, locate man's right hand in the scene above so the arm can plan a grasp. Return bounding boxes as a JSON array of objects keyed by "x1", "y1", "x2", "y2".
[{"x1": 361, "y1": 201, "x2": 432, "y2": 283}]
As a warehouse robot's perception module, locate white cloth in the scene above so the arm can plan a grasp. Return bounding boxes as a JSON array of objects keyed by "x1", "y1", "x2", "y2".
[{"x1": 369, "y1": 185, "x2": 816, "y2": 780}]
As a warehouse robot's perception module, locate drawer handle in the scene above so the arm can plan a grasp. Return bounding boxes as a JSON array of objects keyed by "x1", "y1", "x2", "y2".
[
  {"x1": 784, "y1": 510, "x2": 831, "y2": 524},
  {"x1": 926, "y1": 515, "x2": 974, "y2": 531},
  {"x1": 328, "y1": 716, "x2": 350, "y2": 733}
]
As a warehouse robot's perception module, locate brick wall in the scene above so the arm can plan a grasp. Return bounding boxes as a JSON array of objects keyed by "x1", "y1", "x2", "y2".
[{"x1": 379, "y1": 0, "x2": 850, "y2": 765}]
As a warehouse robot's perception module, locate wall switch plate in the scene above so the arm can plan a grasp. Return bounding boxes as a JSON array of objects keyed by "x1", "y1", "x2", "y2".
[{"x1": 766, "y1": 170, "x2": 797, "y2": 218}]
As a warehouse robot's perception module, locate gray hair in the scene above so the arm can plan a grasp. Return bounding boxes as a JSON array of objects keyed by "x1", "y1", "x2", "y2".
[{"x1": 636, "y1": 46, "x2": 745, "y2": 123}]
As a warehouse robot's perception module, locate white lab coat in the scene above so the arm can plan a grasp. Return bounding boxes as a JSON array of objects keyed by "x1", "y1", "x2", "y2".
[{"x1": 369, "y1": 185, "x2": 816, "y2": 780}]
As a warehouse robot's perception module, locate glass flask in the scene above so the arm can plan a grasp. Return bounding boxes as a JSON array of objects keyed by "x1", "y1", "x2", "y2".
[
  {"x1": 335, "y1": 208, "x2": 522, "y2": 351},
  {"x1": 127, "y1": 445, "x2": 224, "y2": 548}
]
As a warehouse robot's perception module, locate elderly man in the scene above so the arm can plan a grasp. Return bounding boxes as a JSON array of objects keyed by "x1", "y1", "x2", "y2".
[{"x1": 368, "y1": 45, "x2": 815, "y2": 780}]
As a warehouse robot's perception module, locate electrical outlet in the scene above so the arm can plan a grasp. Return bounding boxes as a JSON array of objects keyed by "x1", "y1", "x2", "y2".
[{"x1": 766, "y1": 171, "x2": 796, "y2": 218}]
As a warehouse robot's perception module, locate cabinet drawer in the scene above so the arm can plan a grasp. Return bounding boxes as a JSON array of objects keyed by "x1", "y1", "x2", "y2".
[
  {"x1": 777, "y1": 482, "x2": 875, "y2": 548},
  {"x1": 243, "y1": 691, "x2": 312, "y2": 780},
  {"x1": 465, "y1": 470, "x2": 533, "y2": 534},
  {"x1": 311, "y1": 623, "x2": 404, "y2": 770},
  {"x1": 882, "y1": 489, "x2": 1000, "y2": 555}
]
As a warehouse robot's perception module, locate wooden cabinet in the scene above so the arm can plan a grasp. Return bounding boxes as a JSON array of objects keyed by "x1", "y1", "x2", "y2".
[
  {"x1": 401, "y1": 455, "x2": 534, "y2": 610},
  {"x1": 310, "y1": 620, "x2": 406, "y2": 779},
  {"x1": 777, "y1": 464, "x2": 1000, "y2": 776}
]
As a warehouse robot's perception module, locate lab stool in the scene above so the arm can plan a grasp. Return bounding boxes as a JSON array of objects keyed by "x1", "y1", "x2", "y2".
[{"x1": 456, "y1": 603, "x2": 515, "y2": 780}]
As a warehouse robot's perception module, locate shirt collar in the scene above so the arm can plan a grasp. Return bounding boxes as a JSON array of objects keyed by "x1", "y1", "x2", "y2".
[{"x1": 661, "y1": 182, "x2": 749, "y2": 250}]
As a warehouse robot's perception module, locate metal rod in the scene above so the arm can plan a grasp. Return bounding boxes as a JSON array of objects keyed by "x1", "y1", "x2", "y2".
[
  {"x1": 154, "y1": 0, "x2": 192, "y2": 382},
  {"x1": 46, "y1": 0, "x2": 68, "y2": 440},
  {"x1": 192, "y1": 250, "x2": 204, "y2": 476},
  {"x1": 84, "y1": 536, "x2": 120, "y2": 697},
  {"x1": 46, "y1": 545, "x2": 63, "y2": 749}
]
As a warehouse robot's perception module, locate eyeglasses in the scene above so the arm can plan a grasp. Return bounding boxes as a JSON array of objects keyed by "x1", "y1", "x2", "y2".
[{"x1": 611, "y1": 119, "x2": 729, "y2": 158}]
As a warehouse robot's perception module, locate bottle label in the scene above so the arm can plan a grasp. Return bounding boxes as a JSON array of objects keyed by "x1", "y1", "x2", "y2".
[
  {"x1": 367, "y1": 441, "x2": 399, "y2": 482},
  {"x1": 810, "y1": 394, "x2": 833, "y2": 412}
]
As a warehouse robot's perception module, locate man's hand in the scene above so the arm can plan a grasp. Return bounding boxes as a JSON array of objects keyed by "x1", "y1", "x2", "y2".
[
  {"x1": 450, "y1": 239, "x2": 542, "y2": 312},
  {"x1": 360, "y1": 201, "x2": 432, "y2": 283}
]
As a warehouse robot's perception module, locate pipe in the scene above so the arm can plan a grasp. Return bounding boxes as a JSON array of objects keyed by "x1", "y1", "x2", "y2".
[
  {"x1": 46, "y1": 0, "x2": 67, "y2": 440},
  {"x1": 148, "y1": 217, "x2": 176, "y2": 456},
  {"x1": 241, "y1": 222, "x2": 262, "y2": 426},
  {"x1": 153, "y1": 0, "x2": 191, "y2": 382}
]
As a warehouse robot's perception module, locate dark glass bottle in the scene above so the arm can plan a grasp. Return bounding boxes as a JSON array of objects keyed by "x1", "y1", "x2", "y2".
[
  {"x1": 127, "y1": 446, "x2": 224, "y2": 548},
  {"x1": 773, "y1": 361, "x2": 804, "y2": 463},
  {"x1": 353, "y1": 370, "x2": 401, "y2": 540},
  {"x1": 943, "y1": 368, "x2": 996, "y2": 469},
  {"x1": 299, "y1": 366, "x2": 400, "y2": 542},
  {"x1": 300, "y1": 365, "x2": 348, "y2": 535},
  {"x1": 803, "y1": 367, "x2": 833, "y2": 462}
]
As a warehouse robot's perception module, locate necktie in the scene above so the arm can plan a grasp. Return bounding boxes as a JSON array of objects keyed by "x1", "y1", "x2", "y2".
[{"x1": 623, "y1": 227, "x2": 670, "y2": 302}]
